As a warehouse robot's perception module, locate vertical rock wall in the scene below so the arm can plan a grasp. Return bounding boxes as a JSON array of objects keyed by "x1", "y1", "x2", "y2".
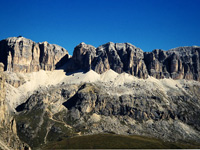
[
  {"x1": 64, "y1": 42, "x2": 200, "y2": 81},
  {"x1": 0, "y1": 63, "x2": 6, "y2": 127},
  {"x1": 0, "y1": 37, "x2": 68, "y2": 73},
  {"x1": 0, "y1": 36, "x2": 200, "y2": 81}
]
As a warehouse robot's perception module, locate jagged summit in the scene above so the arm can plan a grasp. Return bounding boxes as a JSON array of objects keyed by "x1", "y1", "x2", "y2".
[
  {"x1": 64, "y1": 41, "x2": 200, "y2": 81},
  {"x1": 0, "y1": 36, "x2": 200, "y2": 81},
  {"x1": 168, "y1": 46, "x2": 200, "y2": 55}
]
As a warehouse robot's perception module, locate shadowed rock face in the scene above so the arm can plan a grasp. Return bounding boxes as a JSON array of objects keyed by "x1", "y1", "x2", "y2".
[
  {"x1": 73, "y1": 42, "x2": 96, "y2": 72},
  {"x1": 63, "y1": 42, "x2": 200, "y2": 81},
  {"x1": 0, "y1": 37, "x2": 68, "y2": 73}
]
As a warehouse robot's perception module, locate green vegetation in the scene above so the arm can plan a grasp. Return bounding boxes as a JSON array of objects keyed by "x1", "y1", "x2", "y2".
[
  {"x1": 15, "y1": 109, "x2": 44, "y2": 128},
  {"x1": 43, "y1": 134, "x2": 200, "y2": 149},
  {"x1": 54, "y1": 110, "x2": 78, "y2": 126},
  {"x1": 15, "y1": 110, "x2": 49, "y2": 148},
  {"x1": 46, "y1": 121, "x2": 73, "y2": 142}
]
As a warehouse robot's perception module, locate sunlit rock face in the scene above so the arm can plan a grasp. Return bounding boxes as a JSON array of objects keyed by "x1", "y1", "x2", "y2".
[{"x1": 0, "y1": 36, "x2": 68, "y2": 73}]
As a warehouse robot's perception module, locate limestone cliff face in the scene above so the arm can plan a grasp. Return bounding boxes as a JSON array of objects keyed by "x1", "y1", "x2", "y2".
[
  {"x1": 144, "y1": 46, "x2": 200, "y2": 81},
  {"x1": 96, "y1": 42, "x2": 148, "y2": 78},
  {"x1": 39, "y1": 41, "x2": 68, "y2": 71},
  {"x1": 62, "y1": 42, "x2": 200, "y2": 81},
  {"x1": 0, "y1": 37, "x2": 200, "y2": 81},
  {"x1": 64, "y1": 42, "x2": 148, "y2": 78},
  {"x1": 73, "y1": 42, "x2": 96, "y2": 71},
  {"x1": 0, "y1": 36, "x2": 68, "y2": 73}
]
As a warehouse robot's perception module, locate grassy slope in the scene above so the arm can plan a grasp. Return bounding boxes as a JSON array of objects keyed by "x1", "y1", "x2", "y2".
[{"x1": 43, "y1": 134, "x2": 200, "y2": 149}]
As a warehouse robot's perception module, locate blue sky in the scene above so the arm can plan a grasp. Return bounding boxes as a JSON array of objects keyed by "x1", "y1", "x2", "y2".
[{"x1": 0, "y1": 0, "x2": 200, "y2": 55}]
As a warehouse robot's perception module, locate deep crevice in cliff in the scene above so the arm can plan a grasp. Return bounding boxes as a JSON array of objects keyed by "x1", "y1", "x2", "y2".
[
  {"x1": 39, "y1": 44, "x2": 45, "y2": 69},
  {"x1": 0, "y1": 40, "x2": 8, "y2": 71}
]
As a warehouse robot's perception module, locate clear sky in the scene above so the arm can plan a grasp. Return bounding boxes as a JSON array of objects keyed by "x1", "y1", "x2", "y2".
[{"x1": 0, "y1": 0, "x2": 200, "y2": 55}]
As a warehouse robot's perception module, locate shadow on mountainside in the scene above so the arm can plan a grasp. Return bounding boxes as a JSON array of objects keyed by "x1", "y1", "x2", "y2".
[{"x1": 0, "y1": 40, "x2": 11, "y2": 71}]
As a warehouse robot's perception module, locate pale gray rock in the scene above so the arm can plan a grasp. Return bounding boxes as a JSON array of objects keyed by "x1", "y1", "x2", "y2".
[
  {"x1": 144, "y1": 46, "x2": 200, "y2": 81},
  {"x1": 0, "y1": 36, "x2": 68, "y2": 73},
  {"x1": 1, "y1": 37, "x2": 200, "y2": 81},
  {"x1": 39, "y1": 41, "x2": 68, "y2": 71}
]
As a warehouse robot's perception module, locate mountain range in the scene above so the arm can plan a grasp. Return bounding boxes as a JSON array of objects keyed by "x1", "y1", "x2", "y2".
[
  {"x1": 0, "y1": 36, "x2": 200, "y2": 149},
  {"x1": 1, "y1": 36, "x2": 200, "y2": 81}
]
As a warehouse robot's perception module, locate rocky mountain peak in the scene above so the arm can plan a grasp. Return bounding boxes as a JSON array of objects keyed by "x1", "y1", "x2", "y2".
[
  {"x1": 71, "y1": 42, "x2": 96, "y2": 72},
  {"x1": 79, "y1": 42, "x2": 86, "y2": 45},
  {"x1": 0, "y1": 36, "x2": 200, "y2": 81},
  {"x1": 74, "y1": 42, "x2": 96, "y2": 54},
  {"x1": 65, "y1": 42, "x2": 147, "y2": 77},
  {"x1": 100, "y1": 42, "x2": 115, "y2": 48},
  {"x1": 0, "y1": 37, "x2": 68, "y2": 73},
  {"x1": 60, "y1": 41, "x2": 200, "y2": 81}
]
